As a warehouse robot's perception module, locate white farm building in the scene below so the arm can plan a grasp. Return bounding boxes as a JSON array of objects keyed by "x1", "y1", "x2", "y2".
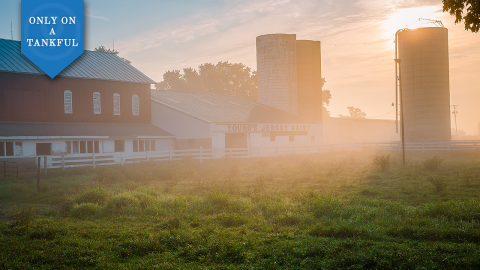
[{"x1": 151, "y1": 90, "x2": 322, "y2": 151}]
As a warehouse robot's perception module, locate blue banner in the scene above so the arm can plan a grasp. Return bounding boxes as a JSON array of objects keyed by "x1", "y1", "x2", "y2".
[{"x1": 21, "y1": 0, "x2": 84, "y2": 79}]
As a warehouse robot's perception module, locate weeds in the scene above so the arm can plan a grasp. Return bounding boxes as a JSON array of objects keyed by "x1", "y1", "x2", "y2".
[
  {"x1": 373, "y1": 155, "x2": 390, "y2": 172},
  {"x1": 423, "y1": 156, "x2": 443, "y2": 171},
  {"x1": 10, "y1": 205, "x2": 35, "y2": 226},
  {"x1": 426, "y1": 176, "x2": 447, "y2": 193}
]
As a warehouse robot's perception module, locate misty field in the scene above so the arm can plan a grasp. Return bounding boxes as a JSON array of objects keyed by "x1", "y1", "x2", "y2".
[{"x1": 1, "y1": 150, "x2": 480, "y2": 269}]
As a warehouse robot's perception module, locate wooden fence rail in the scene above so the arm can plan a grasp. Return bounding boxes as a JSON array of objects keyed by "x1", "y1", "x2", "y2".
[{"x1": 27, "y1": 140, "x2": 480, "y2": 170}]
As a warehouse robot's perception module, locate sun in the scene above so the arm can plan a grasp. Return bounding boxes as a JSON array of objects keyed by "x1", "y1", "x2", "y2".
[{"x1": 383, "y1": 6, "x2": 443, "y2": 40}]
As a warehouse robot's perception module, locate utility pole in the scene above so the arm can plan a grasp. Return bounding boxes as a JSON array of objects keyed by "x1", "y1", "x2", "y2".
[
  {"x1": 451, "y1": 105, "x2": 458, "y2": 137},
  {"x1": 395, "y1": 29, "x2": 406, "y2": 167},
  {"x1": 11, "y1": 21, "x2": 13, "y2": 40}
]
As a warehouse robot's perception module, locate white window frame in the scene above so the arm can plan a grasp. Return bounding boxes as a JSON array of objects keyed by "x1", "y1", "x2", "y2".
[
  {"x1": 64, "y1": 90, "x2": 73, "y2": 114},
  {"x1": 113, "y1": 93, "x2": 121, "y2": 115},
  {"x1": 132, "y1": 94, "x2": 139, "y2": 116},
  {"x1": 93, "y1": 92, "x2": 101, "y2": 114}
]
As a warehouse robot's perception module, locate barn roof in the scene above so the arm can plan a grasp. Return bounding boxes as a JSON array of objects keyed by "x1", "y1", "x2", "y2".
[
  {"x1": 151, "y1": 90, "x2": 319, "y2": 124},
  {"x1": 0, "y1": 38, "x2": 156, "y2": 84},
  {"x1": 0, "y1": 122, "x2": 174, "y2": 138}
]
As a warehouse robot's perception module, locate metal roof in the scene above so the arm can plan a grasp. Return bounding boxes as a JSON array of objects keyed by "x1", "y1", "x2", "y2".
[
  {"x1": 0, "y1": 122, "x2": 174, "y2": 138},
  {"x1": 0, "y1": 38, "x2": 156, "y2": 84},
  {"x1": 151, "y1": 90, "x2": 319, "y2": 124}
]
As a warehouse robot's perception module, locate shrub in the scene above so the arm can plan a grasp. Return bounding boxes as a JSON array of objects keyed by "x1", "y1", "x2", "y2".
[
  {"x1": 10, "y1": 205, "x2": 35, "y2": 227},
  {"x1": 217, "y1": 213, "x2": 248, "y2": 228},
  {"x1": 426, "y1": 176, "x2": 446, "y2": 193},
  {"x1": 107, "y1": 194, "x2": 139, "y2": 210},
  {"x1": 74, "y1": 188, "x2": 109, "y2": 205},
  {"x1": 160, "y1": 217, "x2": 181, "y2": 230},
  {"x1": 373, "y1": 155, "x2": 390, "y2": 172},
  {"x1": 70, "y1": 203, "x2": 100, "y2": 219},
  {"x1": 423, "y1": 156, "x2": 443, "y2": 171},
  {"x1": 60, "y1": 198, "x2": 75, "y2": 216}
]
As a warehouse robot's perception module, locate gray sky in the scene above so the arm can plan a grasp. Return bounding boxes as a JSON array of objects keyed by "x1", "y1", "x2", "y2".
[{"x1": 1, "y1": 0, "x2": 479, "y2": 134}]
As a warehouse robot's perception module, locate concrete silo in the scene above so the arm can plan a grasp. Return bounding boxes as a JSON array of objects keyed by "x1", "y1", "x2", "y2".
[
  {"x1": 256, "y1": 34, "x2": 298, "y2": 114},
  {"x1": 296, "y1": 40, "x2": 322, "y2": 122},
  {"x1": 398, "y1": 27, "x2": 451, "y2": 142}
]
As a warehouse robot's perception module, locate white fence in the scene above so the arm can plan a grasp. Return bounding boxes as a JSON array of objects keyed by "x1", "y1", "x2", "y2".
[{"x1": 36, "y1": 140, "x2": 480, "y2": 170}]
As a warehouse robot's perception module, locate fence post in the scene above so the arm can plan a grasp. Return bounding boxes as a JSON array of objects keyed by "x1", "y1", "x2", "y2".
[
  {"x1": 448, "y1": 142, "x2": 451, "y2": 152},
  {"x1": 120, "y1": 152, "x2": 124, "y2": 164},
  {"x1": 62, "y1": 155, "x2": 65, "y2": 171},
  {"x1": 92, "y1": 152, "x2": 96, "y2": 168},
  {"x1": 229, "y1": 148, "x2": 232, "y2": 158},
  {"x1": 169, "y1": 150, "x2": 173, "y2": 161},
  {"x1": 2, "y1": 161, "x2": 5, "y2": 178},
  {"x1": 43, "y1": 156, "x2": 47, "y2": 175},
  {"x1": 200, "y1": 146, "x2": 203, "y2": 164},
  {"x1": 422, "y1": 143, "x2": 424, "y2": 153},
  {"x1": 37, "y1": 157, "x2": 41, "y2": 191},
  {"x1": 146, "y1": 151, "x2": 149, "y2": 161}
]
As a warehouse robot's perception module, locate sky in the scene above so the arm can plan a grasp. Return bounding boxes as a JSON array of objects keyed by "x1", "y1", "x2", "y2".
[{"x1": 1, "y1": 0, "x2": 479, "y2": 135}]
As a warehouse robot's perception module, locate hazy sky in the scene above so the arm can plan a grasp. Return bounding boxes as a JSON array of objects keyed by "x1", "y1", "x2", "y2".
[{"x1": 1, "y1": 0, "x2": 479, "y2": 134}]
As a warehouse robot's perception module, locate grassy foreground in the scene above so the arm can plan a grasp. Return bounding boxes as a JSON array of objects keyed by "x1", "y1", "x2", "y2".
[{"x1": 1, "y1": 150, "x2": 480, "y2": 269}]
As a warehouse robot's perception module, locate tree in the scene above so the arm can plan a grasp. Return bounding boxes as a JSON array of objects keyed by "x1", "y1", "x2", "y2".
[
  {"x1": 156, "y1": 61, "x2": 257, "y2": 100},
  {"x1": 443, "y1": 0, "x2": 480, "y2": 32},
  {"x1": 94, "y1": 45, "x2": 132, "y2": 64},
  {"x1": 338, "y1": 106, "x2": 366, "y2": 118},
  {"x1": 322, "y1": 89, "x2": 332, "y2": 117}
]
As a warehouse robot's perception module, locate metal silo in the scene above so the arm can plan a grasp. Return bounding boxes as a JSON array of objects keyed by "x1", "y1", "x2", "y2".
[
  {"x1": 296, "y1": 40, "x2": 322, "y2": 122},
  {"x1": 398, "y1": 27, "x2": 450, "y2": 142},
  {"x1": 256, "y1": 34, "x2": 298, "y2": 114}
]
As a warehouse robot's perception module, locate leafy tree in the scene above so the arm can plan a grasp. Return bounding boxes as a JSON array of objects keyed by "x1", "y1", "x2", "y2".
[
  {"x1": 156, "y1": 61, "x2": 257, "y2": 100},
  {"x1": 443, "y1": 0, "x2": 480, "y2": 32},
  {"x1": 322, "y1": 89, "x2": 332, "y2": 117},
  {"x1": 94, "y1": 45, "x2": 132, "y2": 64},
  {"x1": 338, "y1": 106, "x2": 366, "y2": 118}
]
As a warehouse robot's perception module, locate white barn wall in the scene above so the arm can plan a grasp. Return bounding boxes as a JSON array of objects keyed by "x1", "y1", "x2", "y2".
[
  {"x1": 151, "y1": 102, "x2": 211, "y2": 140},
  {"x1": 323, "y1": 117, "x2": 399, "y2": 144},
  {"x1": 155, "y1": 139, "x2": 174, "y2": 151}
]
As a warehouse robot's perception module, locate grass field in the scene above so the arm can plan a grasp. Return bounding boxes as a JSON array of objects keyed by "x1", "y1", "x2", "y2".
[{"x1": 1, "y1": 150, "x2": 480, "y2": 269}]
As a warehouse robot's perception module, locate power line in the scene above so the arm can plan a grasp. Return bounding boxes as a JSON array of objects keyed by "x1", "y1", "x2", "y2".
[{"x1": 367, "y1": 109, "x2": 395, "y2": 119}]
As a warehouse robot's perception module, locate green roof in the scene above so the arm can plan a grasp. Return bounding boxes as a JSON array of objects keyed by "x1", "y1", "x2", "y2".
[
  {"x1": 151, "y1": 90, "x2": 319, "y2": 124},
  {"x1": 0, "y1": 38, "x2": 156, "y2": 84}
]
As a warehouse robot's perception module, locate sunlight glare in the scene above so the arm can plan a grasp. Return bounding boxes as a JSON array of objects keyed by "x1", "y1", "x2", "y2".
[{"x1": 384, "y1": 6, "x2": 442, "y2": 40}]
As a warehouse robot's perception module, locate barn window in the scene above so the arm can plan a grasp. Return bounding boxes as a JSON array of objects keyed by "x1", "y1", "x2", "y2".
[
  {"x1": 145, "y1": 140, "x2": 150, "y2": 151},
  {"x1": 151, "y1": 140, "x2": 156, "y2": 151},
  {"x1": 5, "y1": 142, "x2": 14, "y2": 156},
  {"x1": 93, "y1": 92, "x2": 101, "y2": 114},
  {"x1": 115, "y1": 140, "x2": 124, "y2": 152},
  {"x1": 64, "y1": 90, "x2": 73, "y2": 114},
  {"x1": 132, "y1": 94, "x2": 139, "y2": 116},
  {"x1": 66, "y1": 141, "x2": 72, "y2": 154},
  {"x1": 113, "y1": 93, "x2": 121, "y2": 115},
  {"x1": 133, "y1": 140, "x2": 138, "y2": 152},
  {"x1": 15, "y1": 142, "x2": 23, "y2": 156}
]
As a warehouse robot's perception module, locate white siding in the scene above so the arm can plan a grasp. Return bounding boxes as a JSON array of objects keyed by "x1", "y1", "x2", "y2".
[{"x1": 151, "y1": 102, "x2": 211, "y2": 140}]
